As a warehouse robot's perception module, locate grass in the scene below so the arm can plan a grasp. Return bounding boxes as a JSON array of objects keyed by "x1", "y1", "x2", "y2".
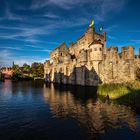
[
  {"x1": 98, "y1": 81, "x2": 140, "y2": 99},
  {"x1": 97, "y1": 81, "x2": 140, "y2": 109}
]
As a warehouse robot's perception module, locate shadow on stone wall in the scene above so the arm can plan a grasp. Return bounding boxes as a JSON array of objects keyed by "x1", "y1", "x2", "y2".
[{"x1": 46, "y1": 66, "x2": 102, "y2": 86}]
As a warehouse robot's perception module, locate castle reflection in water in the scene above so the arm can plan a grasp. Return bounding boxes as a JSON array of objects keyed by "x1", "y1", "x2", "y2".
[{"x1": 43, "y1": 84, "x2": 136, "y2": 134}]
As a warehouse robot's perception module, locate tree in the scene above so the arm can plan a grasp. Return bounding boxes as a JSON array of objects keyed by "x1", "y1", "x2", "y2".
[
  {"x1": 12, "y1": 64, "x2": 23, "y2": 79},
  {"x1": 22, "y1": 63, "x2": 31, "y2": 75},
  {"x1": 31, "y1": 62, "x2": 44, "y2": 78}
]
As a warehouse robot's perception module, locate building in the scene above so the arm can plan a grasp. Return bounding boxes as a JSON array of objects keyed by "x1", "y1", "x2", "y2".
[
  {"x1": 44, "y1": 22, "x2": 140, "y2": 86},
  {"x1": 1, "y1": 67, "x2": 13, "y2": 79}
]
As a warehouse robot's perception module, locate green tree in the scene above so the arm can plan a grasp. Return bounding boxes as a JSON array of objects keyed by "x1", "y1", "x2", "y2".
[
  {"x1": 12, "y1": 64, "x2": 23, "y2": 79},
  {"x1": 31, "y1": 62, "x2": 44, "y2": 78},
  {"x1": 22, "y1": 63, "x2": 31, "y2": 75}
]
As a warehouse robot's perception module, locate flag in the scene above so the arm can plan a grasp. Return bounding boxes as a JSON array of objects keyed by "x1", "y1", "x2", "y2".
[
  {"x1": 99, "y1": 26, "x2": 103, "y2": 32},
  {"x1": 89, "y1": 20, "x2": 94, "y2": 27}
]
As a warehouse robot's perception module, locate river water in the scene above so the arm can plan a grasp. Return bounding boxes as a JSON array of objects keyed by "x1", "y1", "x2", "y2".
[{"x1": 0, "y1": 80, "x2": 140, "y2": 140}]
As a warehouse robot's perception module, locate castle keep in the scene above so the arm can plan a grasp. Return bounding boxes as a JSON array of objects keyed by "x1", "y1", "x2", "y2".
[{"x1": 44, "y1": 23, "x2": 140, "y2": 86}]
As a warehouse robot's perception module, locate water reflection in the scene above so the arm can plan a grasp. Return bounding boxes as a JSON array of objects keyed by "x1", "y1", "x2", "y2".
[
  {"x1": 0, "y1": 80, "x2": 12, "y2": 94},
  {"x1": 43, "y1": 84, "x2": 137, "y2": 134},
  {"x1": 0, "y1": 80, "x2": 139, "y2": 140},
  {"x1": 11, "y1": 80, "x2": 44, "y2": 95}
]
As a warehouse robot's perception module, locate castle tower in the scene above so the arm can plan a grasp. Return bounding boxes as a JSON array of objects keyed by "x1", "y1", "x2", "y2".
[
  {"x1": 122, "y1": 46, "x2": 134, "y2": 60},
  {"x1": 88, "y1": 41, "x2": 104, "y2": 77},
  {"x1": 89, "y1": 41, "x2": 103, "y2": 61},
  {"x1": 44, "y1": 60, "x2": 51, "y2": 81},
  {"x1": 85, "y1": 26, "x2": 94, "y2": 45}
]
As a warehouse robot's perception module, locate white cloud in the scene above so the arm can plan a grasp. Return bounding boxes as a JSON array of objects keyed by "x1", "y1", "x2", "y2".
[
  {"x1": 0, "y1": 46, "x2": 24, "y2": 51},
  {"x1": 107, "y1": 35, "x2": 117, "y2": 40},
  {"x1": 0, "y1": 17, "x2": 89, "y2": 42},
  {"x1": 30, "y1": 0, "x2": 126, "y2": 21},
  {"x1": 130, "y1": 40, "x2": 140, "y2": 44},
  {"x1": 0, "y1": 4, "x2": 25, "y2": 21},
  {"x1": 105, "y1": 25, "x2": 119, "y2": 32},
  {"x1": 0, "y1": 46, "x2": 52, "y2": 53},
  {"x1": 43, "y1": 12, "x2": 60, "y2": 19},
  {"x1": 0, "y1": 0, "x2": 126, "y2": 44},
  {"x1": 0, "y1": 50, "x2": 14, "y2": 67},
  {"x1": 13, "y1": 57, "x2": 49, "y2": 66},
  {"x1": 0, "y1": 0, "x2": 128, "y2": 67},
  {"x1": 0, "y1": 49, "x2": 49, "y2": 67}
]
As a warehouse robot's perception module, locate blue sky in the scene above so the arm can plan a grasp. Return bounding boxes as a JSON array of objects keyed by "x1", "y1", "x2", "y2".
[{"x1": 0, "y1": 0, "x2": 140, "y2": 67}]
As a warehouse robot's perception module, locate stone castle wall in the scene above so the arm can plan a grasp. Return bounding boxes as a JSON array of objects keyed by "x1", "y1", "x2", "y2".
[{"x1": 44, "y1": 25, "x2": 140, "y2": 86}]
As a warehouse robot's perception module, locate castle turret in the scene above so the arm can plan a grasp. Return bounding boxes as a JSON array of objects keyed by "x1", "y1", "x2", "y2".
[
  {"x1": 88, "y1": 40, "x2": 104, "y2": 76},
  {"x1": 89, "y1": 41, "x2": 103, "y2": 61},
  {"x1": 85, "y1": 26, "x2": 94, "y2": 45},
  {"x1": 122, "y1": 46, "x2": 134, "y2": 60}
]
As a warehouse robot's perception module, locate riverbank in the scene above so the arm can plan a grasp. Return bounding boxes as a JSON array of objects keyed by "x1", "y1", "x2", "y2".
[
  {"x1": 97, "y1": 81, "x2": 140, "y2": 109},
  {"x1": 11, "y1": 75, "x2": 44, "y2": 81}
]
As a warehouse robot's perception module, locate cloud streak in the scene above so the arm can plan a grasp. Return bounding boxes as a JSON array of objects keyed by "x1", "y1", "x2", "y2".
[
  {"x1": 0, "y1": 49, "x2": 49, "y2": 67},
  {"x1": 0, "y1": 3, "x2": 25, "y2": 21},
  {"x1": 0, "y1": 0, "x2": 128, "y2": 67},
  {"x1": 130, "y1": 40, "x2": 140, "y2": 44}
]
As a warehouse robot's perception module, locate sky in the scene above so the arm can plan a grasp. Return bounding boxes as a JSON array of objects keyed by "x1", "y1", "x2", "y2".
[{"x1": 0, "y1": 0, "x2": 140, "y2": 67}]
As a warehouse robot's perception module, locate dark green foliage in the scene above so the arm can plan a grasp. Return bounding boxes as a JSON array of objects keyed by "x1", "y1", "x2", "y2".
[
  {"x1": 22, "y1": 63, "x2": 31, "y2": 75},
  {"x1": 12, "y1": 64, "x2": 23, "y2": 79},
  {"x1": 31, "y1": 62, "x2": 44, "y2": 78},
  {"x1": 12, "y1": 62, "x2": 44, "y2": 80},
  {"x1": 98, "y1": 82, "x2": 140, "y2": 110}
]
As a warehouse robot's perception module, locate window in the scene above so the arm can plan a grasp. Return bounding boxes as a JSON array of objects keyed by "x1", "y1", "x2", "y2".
[
  {"x1": 60, "y1": 53, "x2": 62, "y2": 56},
  {"x1": 94, "y1": 48, "x2": 97, "y2": 51},
  {"x1": 99, "y1": 48, "x2": 102, "y2": 51}
]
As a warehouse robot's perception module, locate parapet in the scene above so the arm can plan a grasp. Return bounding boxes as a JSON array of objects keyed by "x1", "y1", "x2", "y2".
[{"x1": 121, "y1": 46, "x2": 134, "y2": 60}]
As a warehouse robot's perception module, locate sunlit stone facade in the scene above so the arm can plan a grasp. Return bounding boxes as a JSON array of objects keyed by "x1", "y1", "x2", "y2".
[{"x1": 44, "y1": 24, "x2": 140, "y2": 86}]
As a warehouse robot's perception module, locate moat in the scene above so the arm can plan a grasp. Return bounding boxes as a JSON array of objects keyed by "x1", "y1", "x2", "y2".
[{"x1": 0, "y1": 80, "x2": 140, "y2": 140}]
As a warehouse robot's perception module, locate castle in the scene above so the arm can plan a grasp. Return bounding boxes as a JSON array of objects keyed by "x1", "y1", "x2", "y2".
[{"x1": 44, "y1": 22, "x2": 140, "y2": 86}]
